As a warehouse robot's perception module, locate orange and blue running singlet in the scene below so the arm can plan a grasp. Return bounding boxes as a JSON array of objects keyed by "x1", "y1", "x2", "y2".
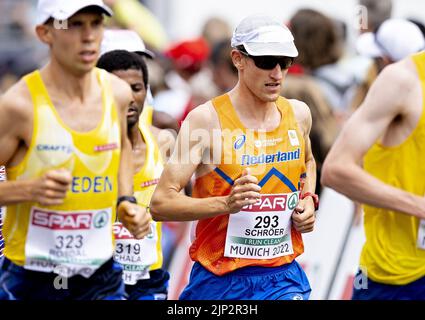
[
  {"x1": 189, "y1": 94, "x2": 307, "y2": 276},
  {"x1": 3, "y1": 69, "x2": 121, "y2": 279}
]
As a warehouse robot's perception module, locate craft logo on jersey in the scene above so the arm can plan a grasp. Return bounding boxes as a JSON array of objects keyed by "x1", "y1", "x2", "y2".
[
  {"x1": 32, "y1": 209, "x2": 93, "y2": 230},
  {"x1": 234, "y1": 134, "x2": 246, "y2": 150},
  {"x1": 243, "y1": 193, "x2": 298, "y2": 212},
  {"x1": 36, "y1": 144, "x2": 74, "y2": 154}
]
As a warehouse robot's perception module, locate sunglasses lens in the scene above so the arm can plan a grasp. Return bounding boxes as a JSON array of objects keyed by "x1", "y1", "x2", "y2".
[
  {"x1": 280, "y1": 57, "x2": 295, "y2": 69},
  {"x1": 252, "y1": 56, "x2": 294, "y2": 70}
]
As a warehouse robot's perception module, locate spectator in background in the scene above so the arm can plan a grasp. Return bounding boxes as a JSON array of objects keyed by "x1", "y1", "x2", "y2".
[
  {"x1": 154, "y1": 37, "x2": 211, "y2": 124},
  {"x1": 358, "y1": 0, "x2": 393, "y2": 33},
  {"x1": 104, "y1": 0, "x2": 168, "y2": 51},
  {"x1": 409, "y1": 18, "x2": 425, "y2": 38},
  {"x1": 201, "y1": 17, "x2": 232, "y2": 48},
  {"x1": 351, "y1": 19, "x2": 425, "y2": 110},
  {"x1": 289, "y1": 9, "x2": 357, "y2": 118},
  {"x1": 209, "y1": 39, "x2": 238, "y2": 94}
]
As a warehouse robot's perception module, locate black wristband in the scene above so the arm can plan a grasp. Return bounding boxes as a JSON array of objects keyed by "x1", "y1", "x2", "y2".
[{"x1": 117, "y1": 195, "x2": 137, "y2": 208}]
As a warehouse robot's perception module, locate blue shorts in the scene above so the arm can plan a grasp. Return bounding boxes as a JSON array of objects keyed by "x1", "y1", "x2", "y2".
[
  {"x1": 352, "y1": 269, "x2": 425, "y2": 300},
  {"x1": 0, "y1": 257, "x2": 125, "y2": 300},
  {"x1": 180, "y1": 260, "x2": 311, "y2": 300},
  {"x1": 125, "y1": 268, "x2": 170, "y2": 300}
]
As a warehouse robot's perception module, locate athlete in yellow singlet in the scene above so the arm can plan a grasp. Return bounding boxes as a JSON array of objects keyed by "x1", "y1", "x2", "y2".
[
  {"x1": 97, "y1": 49, "x2": 175, "y2": 300},
  {"x1": 100, "y1": 29, "x2": 180, "y2": 134},
  {"x1": 322, "y1": 51, "x2": 425, "y2": 299},
  {"x1": 151, "y1": 15, "x2": 318, "y2": 300},
  {"x1": 0, "y1": 1, "x2": 151, "y2": 300}
]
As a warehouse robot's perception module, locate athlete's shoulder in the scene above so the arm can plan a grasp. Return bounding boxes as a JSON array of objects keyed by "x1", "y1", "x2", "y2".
[
  {"x1": 286, "y1": 98, "x2": 312, "y2": 135},
  {"x1": 183, "y1": 100, "x2": 218, "y2": 130},
  {"x1": 104, "y1": 71, "x2": 132, "y2": 110},
  {"x1": 379, "y1": 58, "x2": 417, "y2": 91},
  {"x1": 150, "y1": 125, "x2": 176, "y2": 159},
  {"x1": 287, "y1": 99, "x2": 311, "y2": 121},
  {"x1": 0, "y1": 77, "x2": 33, "y2": 122}
]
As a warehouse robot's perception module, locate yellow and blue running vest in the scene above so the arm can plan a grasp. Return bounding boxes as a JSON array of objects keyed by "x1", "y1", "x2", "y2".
[
  {"x1": 112, "y1": 108, "x2": 164, "y2": 284},
  {"x1": 362, "y1": 52, "x2": 425, "y2": 285},
  {"x1": 3, "y1": 68, "x2": 121, "y2": 278}
]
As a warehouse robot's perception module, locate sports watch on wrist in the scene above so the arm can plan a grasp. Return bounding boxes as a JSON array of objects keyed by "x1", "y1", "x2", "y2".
[
  {"x1": 116, "y1": 195, "x2": 137, "y2": 208},
  {"x1": 300, "y1": 192, "x2": 319, "y2": 210}
]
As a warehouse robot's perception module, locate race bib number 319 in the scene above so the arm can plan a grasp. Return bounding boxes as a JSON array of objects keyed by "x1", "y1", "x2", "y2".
[
  {"x1": 224, "y1": 192, "x2": 298, "y2": 259},
  {"x1": 113, "y1": 222, "x2": 158, "y2": 285}
]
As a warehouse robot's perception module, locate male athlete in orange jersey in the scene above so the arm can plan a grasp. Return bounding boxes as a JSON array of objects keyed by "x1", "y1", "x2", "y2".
[
  {"x1": 151, "y1": 14, "x2": 318, "y2": 300},
  {"x1": 0, "y1": 0, "x2": 150, "y2": 300}
]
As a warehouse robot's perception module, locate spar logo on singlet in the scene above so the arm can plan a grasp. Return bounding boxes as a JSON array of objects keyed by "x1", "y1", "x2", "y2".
[
  {"x1": 243, "y1": 193, "x2": 298, "y2": 212},
  {"x1": 32, "y1": 209, "x2": 109, "y2": 230}
]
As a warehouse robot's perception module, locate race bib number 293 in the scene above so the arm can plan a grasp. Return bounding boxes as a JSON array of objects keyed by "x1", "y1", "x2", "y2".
[{"x1": 224, "y1": 192, "x2": 299, "y2": 260}]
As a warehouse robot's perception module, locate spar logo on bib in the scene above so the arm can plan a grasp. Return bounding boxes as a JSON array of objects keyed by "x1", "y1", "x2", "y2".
[
  {"x1": 32, "y1": 209, "x2": 92, "y2": 230},
  {"x1": 113, "y1": 223, "x2": 134, "y2": 239},
  {"x1": 288, "y1": 193, "x2": 298, "y2": 210},
  {"x1": 31, "y1": 208, "x2": 111, "y2": 230},
  {"x1": 244, "y1": 193, "x2": 299, "y2": 212},
  {"x1": 93, "y1": 211, "x2": 109, "y2": 229}
]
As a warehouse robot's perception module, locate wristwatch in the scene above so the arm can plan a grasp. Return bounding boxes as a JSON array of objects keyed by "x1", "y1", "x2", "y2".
[
  {"x1": 300, "y1": 192, "x2": 319, "y2": 210},
  {"x1": 117, "y1": 195, "x2": 137, "y2": 208}
]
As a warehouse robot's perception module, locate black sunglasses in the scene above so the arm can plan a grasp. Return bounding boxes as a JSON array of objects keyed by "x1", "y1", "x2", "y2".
[{"x1": 238, "y1": 50, "x2": 295, "y2": 70}]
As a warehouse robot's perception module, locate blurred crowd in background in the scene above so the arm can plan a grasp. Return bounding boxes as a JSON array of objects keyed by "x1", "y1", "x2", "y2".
[{"x1": 1, "y1": 0, "x2": 425, "y2": 282}]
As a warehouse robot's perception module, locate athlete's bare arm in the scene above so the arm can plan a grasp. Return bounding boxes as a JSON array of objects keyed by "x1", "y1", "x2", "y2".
[
  {"x1": 110, "y1": 74, "x2": 151, "y2": 238},
  {"x1": 289, "y1": 99, "x2": 316, "y2": 233},
  {"x1": 150, "y1": 102, "x2": 261, "y2": 221},
  {"x1": 322, "y1": 59, "x2": 425, "y2": 218},
  {"x1": 0, "y1": 81, "x2": 72, "y2": 206},
  {"x1": 152, "y1": 110, "x2": 180, "y2": 134},
  {"x1": 150, "y1": 125, "x2": 176, "y2": 162}
]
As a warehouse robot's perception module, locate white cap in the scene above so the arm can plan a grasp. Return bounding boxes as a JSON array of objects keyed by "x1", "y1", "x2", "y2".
[
  {"x1": 231, "y1": 14, "x2": 298, "y2": 57},
  {"x1": 356, "y1": 19, "x2": 425, "y2": 62},
  {"x1": 100, "y1": 29, "x2": 155, "y2": 58},
  {"x1": 36, "y1": 0, "x2": 113, "y2": 25}
]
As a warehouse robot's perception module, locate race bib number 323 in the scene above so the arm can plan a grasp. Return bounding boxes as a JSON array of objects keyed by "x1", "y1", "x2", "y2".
[{"x1": 24, "y1": 207, "x2": 113, "y2": 278}]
